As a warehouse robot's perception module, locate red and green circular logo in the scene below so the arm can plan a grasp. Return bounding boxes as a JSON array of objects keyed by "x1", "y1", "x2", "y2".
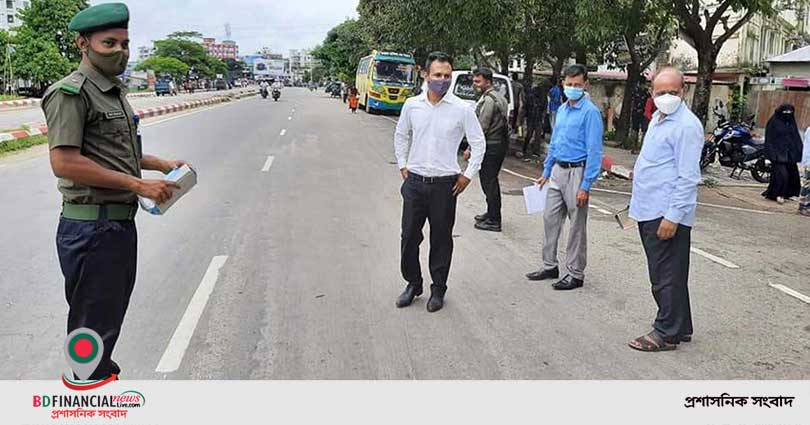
[{"x1": 68, "y1": 333, "x2": 99, "y2": 364}]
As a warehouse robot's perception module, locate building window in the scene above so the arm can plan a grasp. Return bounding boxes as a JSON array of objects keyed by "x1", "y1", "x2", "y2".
[
  {"x1": 7, "y1": 15, "x2": 13, "y2": 23},
  {"x1": 6, "y1": 0, "x2": 12, "y2": 9}
]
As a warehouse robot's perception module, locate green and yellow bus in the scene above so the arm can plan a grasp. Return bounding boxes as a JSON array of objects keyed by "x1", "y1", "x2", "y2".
[{"x1": 356, "y1": 50, "x2": 417, "y2": 114}]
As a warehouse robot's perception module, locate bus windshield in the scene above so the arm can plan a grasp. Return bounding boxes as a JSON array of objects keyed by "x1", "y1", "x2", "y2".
[{"x1": 374, "y1": 61, "x2": 414, "y2": 84}]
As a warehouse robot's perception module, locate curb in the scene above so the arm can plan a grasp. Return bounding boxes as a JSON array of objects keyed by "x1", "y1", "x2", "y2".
[{"x1": 0, "y1": 90, "x2": 257, "y2": 145}]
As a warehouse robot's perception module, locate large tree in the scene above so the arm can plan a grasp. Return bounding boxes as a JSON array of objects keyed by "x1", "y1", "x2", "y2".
[
  {"x1": 12, "y1": 28, "x2": 74, "y2": 90},
  {"x1": 17, "y1": 0, "x2": 89, "y2": 61},
  {"x1": 670, "y1": 0, "x2": 775, "y2": 125},
  {"x1": 580, "y1": 0, "x2": 676, "y2": 146},
  {"x1": 135, "y1": 56, "x2": 189, "y2": 81},
  {"x1": 152, "y1": 32, "x2": 227, "y2": 78},
  {"x1": 311, "y1": 19, "x2": 372, "y2": 79}
]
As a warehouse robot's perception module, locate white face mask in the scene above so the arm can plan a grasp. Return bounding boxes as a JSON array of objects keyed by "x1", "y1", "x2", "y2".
[{"x1": 654, "y1": 94, "x2": 682, "y2": 115}]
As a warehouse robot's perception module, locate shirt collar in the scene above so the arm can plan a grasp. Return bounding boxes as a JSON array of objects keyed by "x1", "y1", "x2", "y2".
[
  {"x1": 78, "y1": 62, "x2": 124, "y2": 93},
  {"x1": 565, "y1": 95, "x2": 589, "y2": 110},
  {"x1": 418, "y1": 90, "x2": 456, "y2": 106},
  {"x1": 654, "y1": 101, "x2": 685, "y2": 123}
]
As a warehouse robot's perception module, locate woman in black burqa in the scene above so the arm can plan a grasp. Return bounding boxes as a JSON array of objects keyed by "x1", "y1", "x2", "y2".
[{"x1": 762, "y1": 103, "x2": 803, "y2": 204}]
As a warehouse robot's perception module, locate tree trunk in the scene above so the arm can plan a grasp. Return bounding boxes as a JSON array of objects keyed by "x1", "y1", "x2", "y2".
[
  {"x1": 551, "y1": 55, "x2": 565, "y2": 83},
  {"x1": 523, "y1": 54, "x2": 535, "y2": 86},
  {"x1": 575, "y1": 45, "x2": 587, "y2": 66},
  {"x1": 692, "y1": 48, "x2": 717, "y2": 127},
  {"x1": 615, "y1": 63, "x2": 641, "y2": 147},
  {"x1": 498, "y1": 50, "x2": 510, "y2": 75}
]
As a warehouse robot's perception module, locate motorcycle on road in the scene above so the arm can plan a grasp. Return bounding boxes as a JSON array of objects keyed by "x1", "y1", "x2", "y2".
[
  {"x1": 700, "y1": 113, "x2": 771, "y2": 183},
  {"x1": 272, "y1": 89, "x2": 281, "y2": 102}
]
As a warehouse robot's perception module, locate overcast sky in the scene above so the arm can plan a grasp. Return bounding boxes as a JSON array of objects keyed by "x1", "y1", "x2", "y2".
[{"x1": 93, "y1": 0, "x2": 359, "y2": 55}]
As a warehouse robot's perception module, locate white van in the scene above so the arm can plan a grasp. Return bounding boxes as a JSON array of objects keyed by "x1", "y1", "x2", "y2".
[{"x1": 449, "y1": 70, "x2": 515, "y2": 117}]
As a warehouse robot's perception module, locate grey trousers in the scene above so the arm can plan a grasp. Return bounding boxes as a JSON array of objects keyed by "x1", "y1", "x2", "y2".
[
  {"x1": 542, "y1": 164, "x2": 588, "y2": 280},
  {"x1": 638, "y1": 218, "x2": 694, "y2": 340}
]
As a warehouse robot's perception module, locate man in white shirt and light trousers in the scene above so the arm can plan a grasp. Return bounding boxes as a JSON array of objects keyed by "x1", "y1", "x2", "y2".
[
  {"x1": 393, "y1": 52, "x2": 486, "y2": 313},
  {"x1": 627, "y1": 67, "x2": 703, "y2": 352}
]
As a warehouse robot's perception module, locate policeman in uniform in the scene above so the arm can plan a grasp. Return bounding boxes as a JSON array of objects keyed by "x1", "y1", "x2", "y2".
[{"x1": 43, "y1": 3, "x2": 185, "y2": 380}]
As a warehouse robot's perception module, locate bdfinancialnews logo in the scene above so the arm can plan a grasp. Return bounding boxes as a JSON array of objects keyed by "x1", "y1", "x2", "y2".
[{"x1": 33, "y1": 391, "x2": 146, "y2": 408}]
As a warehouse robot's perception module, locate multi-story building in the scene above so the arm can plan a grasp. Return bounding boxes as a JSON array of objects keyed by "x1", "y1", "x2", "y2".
[
  {"x1": 668, "y1": 2, "x2": 810, "y2": 79},
  {"x1": 202, "y1": 37, "x2": 239, "y2": 60},
  {"x1": 288, "y1": 49, "x2": 319, "y2": 81},
  {"x1": 0, "y1": 0, "x2": 29, "y2": 31},
  {"x1": 137, "y1": 46, "x2": 155, "y2": 62}
]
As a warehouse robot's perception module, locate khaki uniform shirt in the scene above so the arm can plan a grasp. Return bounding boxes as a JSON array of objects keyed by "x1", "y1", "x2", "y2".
[
  {"x1": 475, "y1": 87, "x2": 509, "y2": 144},
  {"x1": 42, "y1": 63, "x2": 141, "y2": 204}
]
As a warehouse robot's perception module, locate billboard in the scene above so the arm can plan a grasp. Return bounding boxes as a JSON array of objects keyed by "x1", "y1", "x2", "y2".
[{"x1": 254, "y1": 59, "x2": 286, "y2": 78}]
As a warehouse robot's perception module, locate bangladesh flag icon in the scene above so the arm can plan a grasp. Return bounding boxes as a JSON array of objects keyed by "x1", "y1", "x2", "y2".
[{"x1": 64, "y1": 328, "x2": 103, "y2": 381}]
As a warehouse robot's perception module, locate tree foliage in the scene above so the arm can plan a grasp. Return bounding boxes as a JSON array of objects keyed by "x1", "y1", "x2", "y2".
[
  {"x1": 12, "y1": 28, "x2": 74, "y2": 85},
  {"x1": 152, "y1": 34, "x2": 227, "y2": 78},
  {"x1": 311, "y1": 19, "x2": 372, "y2": 80},
  {"x1": 135, "y1": 56, "x2": 189, "y2": 81},
  {"x1": 17, "y1": 0, "x2": 89, "y2": 61},
  {"x1": 669, "y1": 0, "x2": 775, "y2": 124},
  {"x1": 579, "y1": 0, "x2": 676, "y2": 145}
]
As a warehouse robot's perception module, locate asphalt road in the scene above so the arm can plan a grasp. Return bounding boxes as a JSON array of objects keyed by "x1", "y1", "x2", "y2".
[
  {"x1": 1, "y1": 88, "x2": 808, "y2": 380},
  {"x1": 0, "y1": 88, "x2": 251, "y2": 130}
]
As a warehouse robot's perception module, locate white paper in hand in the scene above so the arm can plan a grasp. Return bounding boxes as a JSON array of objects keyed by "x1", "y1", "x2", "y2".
[{"x1": 523, "y1": 184, "x2": 549, "y2": 215}]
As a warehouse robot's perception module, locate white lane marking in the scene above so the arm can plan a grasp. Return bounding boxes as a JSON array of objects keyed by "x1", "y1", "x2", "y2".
[
  {"x1": 769, "y1": 283, "x2": 810, "y2": 305},
  {"x1": 501, "y1": 168, "x2": 776, "y2": 216},
  {"x1": 288, "y1": 116, "x2": 292, "y2": 121},
  {"x1": 280, "y1": 129, "x2": 287, "y2": 136},
  {"x1": 141, "y1": 96, "x2": 253, "y2": 128},
  {"x1": 261, "y1": 155, "x2": 275, "y2": 172},
  {"x1": 502, "y1": 168, "x2": 536, "y2": 181},
  {"x1": 156, "y1": 255, "x2": 229, "y2": 373},
  {"x1": 690, "y1": 247, "x2": 740, "y2": 269},
  {"x1": 588, "y1": 205, "x2": 612, "y2": 215}
]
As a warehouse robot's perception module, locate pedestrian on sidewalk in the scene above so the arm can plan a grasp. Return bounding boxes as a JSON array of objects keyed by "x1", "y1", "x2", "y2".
[
  {"x1": 394, "y1": 52, "x2": 486, "y2": 313},
  {"x1": 526, "y1": 64, "x2": 603, "y2": 290},
  {"x1": 762, "y1": 104, "x2": 802, "y2": 205},
  {"x1": 626, "y1": 67, "x2": 703, "y2": 352},
  {"x1": 465, "y1": 67, "x2": 509, "y2": 232},
  {"x1": 547, "y1": 78, "x2": 563, "y2": 133},
  {"x1": 348, "y1": 86, "x2": 359, "y2": 114},
  {"x1": 43, "y1": 3, "x2": 187, "y2": 380},
  {"x1": 799, "y1": 124, "x2": 810, "y2": 216}
]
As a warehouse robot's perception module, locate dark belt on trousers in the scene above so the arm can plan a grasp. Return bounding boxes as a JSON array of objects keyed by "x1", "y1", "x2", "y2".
[
  {"x1": 408, "y1": 172, "x2": 459, "y2": 184},
  {"x1": 61, "y1": 203, "x2": 138, "y2": 221},
  {"x1": 556, "y1": 161, "x2": 586, "y2": 169}
]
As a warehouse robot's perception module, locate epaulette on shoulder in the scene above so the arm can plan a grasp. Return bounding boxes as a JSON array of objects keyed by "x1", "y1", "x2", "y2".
[{"x1": 59, "y1": 73, "x2": 86, "y2": 95}]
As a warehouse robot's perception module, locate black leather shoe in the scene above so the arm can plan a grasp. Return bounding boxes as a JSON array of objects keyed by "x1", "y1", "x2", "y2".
[
  {"x1": 680, "y1": 335, "x2": 692, "y2": 343},
  {"x1": 474, "y1": 213, "x2": 489, "y2": 223},
  {"x1": 426, "y1": 284, "x2": 446, "y2": 313},
  {"x1": 526, "y1": 267, "x2": 559, "y2": 281},
  {"x1": 396, "y1": 284, "x2": 423, "y2": 308},
  {"x1": 474, "y1": 219, "x2": 502, "y2": 232},
  {"x1": 552, "y1": 275, "x2": 584, "y2": 290}
]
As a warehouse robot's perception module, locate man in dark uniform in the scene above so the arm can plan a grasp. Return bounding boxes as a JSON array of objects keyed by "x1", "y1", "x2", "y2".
[{"x1": 43, "y1": 3, "x2": 185, "y2": 380}]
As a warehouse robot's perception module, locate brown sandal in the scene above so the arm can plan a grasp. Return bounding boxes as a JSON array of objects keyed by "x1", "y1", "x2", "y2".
[{"x1": 628, "y1": 331, "x2": 677, "y2": 352}]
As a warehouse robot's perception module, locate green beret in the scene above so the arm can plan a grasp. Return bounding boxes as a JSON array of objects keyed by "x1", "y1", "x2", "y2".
[{"x1": 68, "y1": 3, "x2": 129, "y2": 33}]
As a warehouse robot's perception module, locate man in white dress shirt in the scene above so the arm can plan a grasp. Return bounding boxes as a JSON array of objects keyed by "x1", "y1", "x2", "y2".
[{"x1": 393, "y1": 52, "x2": 486, "y2": 313}]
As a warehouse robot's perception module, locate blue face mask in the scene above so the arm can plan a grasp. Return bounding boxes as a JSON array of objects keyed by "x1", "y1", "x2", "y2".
[{"x1": 564, "y1": 86, "x2": 585, "y2": 101}]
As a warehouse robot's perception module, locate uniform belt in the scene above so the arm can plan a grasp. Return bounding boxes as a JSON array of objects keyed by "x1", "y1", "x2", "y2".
[
  {"x1": 62, "y1": 203, "x2": 138, "y2": 221},
  {"x1": 557, "y1": 161, "x2": 586, "y2": 169},
  {"x1": 408, "y1": 172, "x2": 458, "y2": 184}
]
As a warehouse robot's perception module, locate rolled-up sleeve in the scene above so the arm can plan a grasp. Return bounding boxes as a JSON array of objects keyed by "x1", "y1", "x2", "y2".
[
  {"x1": 664, "y1": 122, "x2": 703, "y2": 224},
  {"x1": 463, "y1": 105, "x2": 486, "y2": 179},
  {"x1": 394, "y1": 102, "x2": 412, "y2": 170},
  {"x1": 580, "y1": 109, "x2": 604, "y2": 191}
]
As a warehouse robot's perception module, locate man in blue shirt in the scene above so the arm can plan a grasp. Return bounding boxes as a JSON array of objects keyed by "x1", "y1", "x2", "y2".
[
  {"x1": 526, "y1": 64, "x2": 603, "y2": 290},
  {"x1": 547, "y1": 79, "x2": 563, "y2": 132},
  {"x1": 627, "y1": 67, "x2": 703, "y2": 352}
]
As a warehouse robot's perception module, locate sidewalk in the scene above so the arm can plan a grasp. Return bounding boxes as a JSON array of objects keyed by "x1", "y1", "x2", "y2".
[
  {"x1": 505, "y1": 140, "x2": 801, "y2": 215},
  {"x1": 0, "y1": 89, "x2": 258, "y2": 145}
]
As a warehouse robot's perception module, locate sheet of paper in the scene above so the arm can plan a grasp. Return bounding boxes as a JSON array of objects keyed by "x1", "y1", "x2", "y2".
[{"x1": 523, "y1": 184, "x2": 549, "y2": 215}]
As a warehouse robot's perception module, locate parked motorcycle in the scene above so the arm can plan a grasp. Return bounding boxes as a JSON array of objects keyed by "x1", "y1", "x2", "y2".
[
  {"x1": 700, "y1": 113, "x2": 771, "y2": 183},
  {"x1": 261, "y1": 87, "x2": 268, "y2": 99},
  {"x1": 272, "y1": 89, "x2": 281, "y2": 102}
]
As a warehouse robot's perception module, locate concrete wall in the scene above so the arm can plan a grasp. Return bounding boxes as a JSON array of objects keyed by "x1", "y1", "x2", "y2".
[{"x1": 769, "y1": 62, "x2": 810, "y2": 78}]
